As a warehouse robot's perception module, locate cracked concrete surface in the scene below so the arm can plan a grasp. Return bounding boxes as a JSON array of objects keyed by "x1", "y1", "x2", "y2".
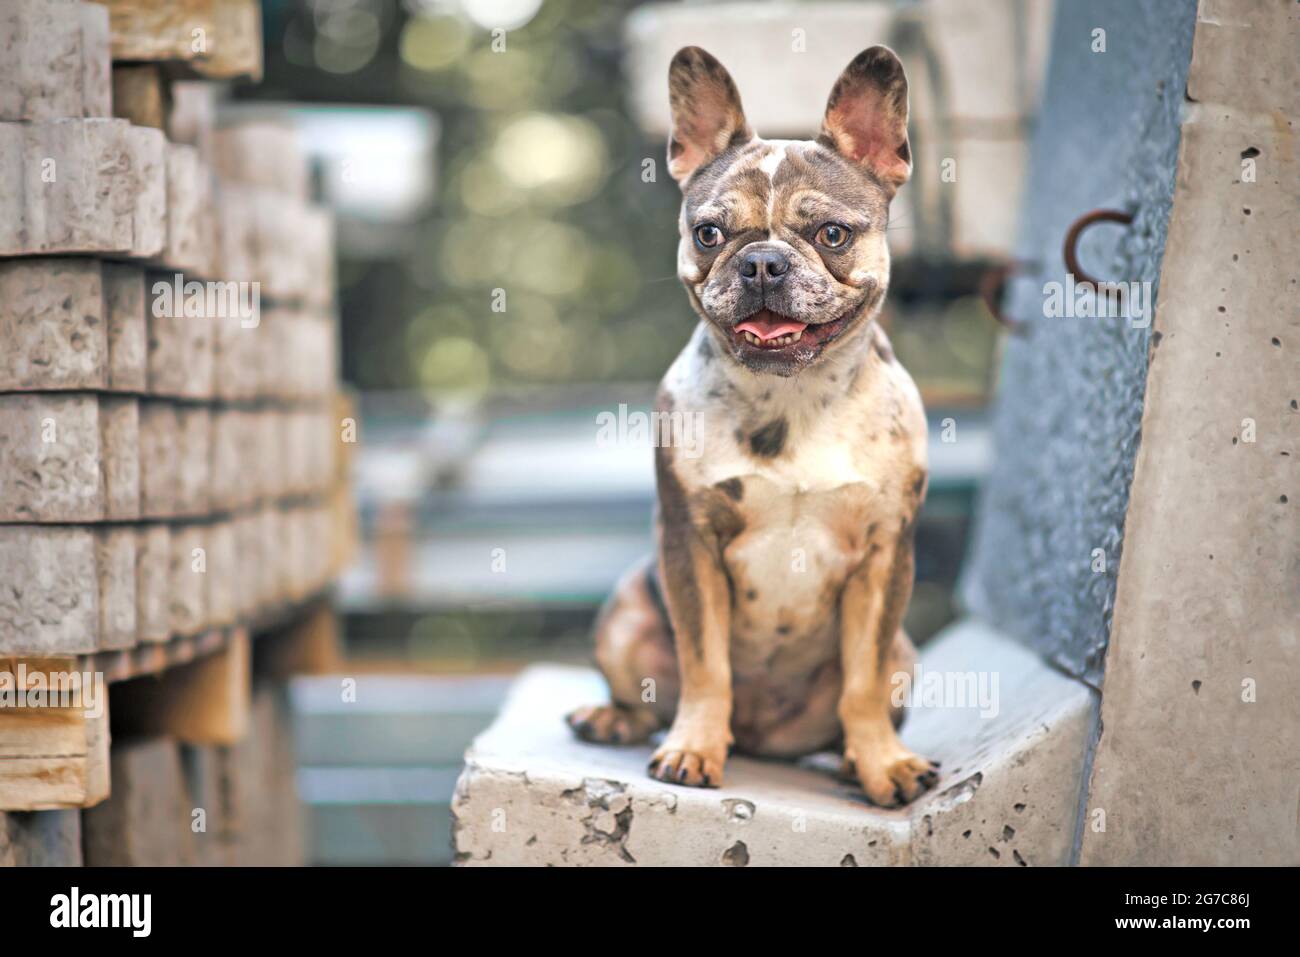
[{"x1": 452, "y1": 620, "x2": 1095, "y2": 866}]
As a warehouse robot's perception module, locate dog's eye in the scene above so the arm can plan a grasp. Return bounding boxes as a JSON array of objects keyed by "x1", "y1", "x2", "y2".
[
  {"x1": 815, "y1": 223, "x2": 852, "y2": 249},
  {"x1": 694, "y1": 223, "x2": 724, "y2": 249}
]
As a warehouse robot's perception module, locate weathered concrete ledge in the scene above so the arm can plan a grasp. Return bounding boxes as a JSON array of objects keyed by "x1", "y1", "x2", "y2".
[{"x1": 452, "y1": 619, "x2": 1095, "y2": 866}]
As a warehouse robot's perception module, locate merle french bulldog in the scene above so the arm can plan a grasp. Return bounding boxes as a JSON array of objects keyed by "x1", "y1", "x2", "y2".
[{"x1": 568, "y1": 45, "x2": 936, "y2": 807}]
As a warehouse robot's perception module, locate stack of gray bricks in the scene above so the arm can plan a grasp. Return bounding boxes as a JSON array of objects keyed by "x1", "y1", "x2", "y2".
[{"x1": 0, "y1": 0, "x2": 350, "y2": 866}]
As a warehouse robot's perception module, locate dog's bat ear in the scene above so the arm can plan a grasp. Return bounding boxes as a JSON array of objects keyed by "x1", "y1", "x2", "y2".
[
  {"x1": 666, "y1": 46, "x2": 753, "y2": 185},
  {"x1": 819, "y1": 46, "x2": 911, "y2": 195}
]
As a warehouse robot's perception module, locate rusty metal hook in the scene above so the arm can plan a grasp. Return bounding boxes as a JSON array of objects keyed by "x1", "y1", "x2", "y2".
[
  {"x1": 1063, "y1": 208, "x2": 1134, "y2": 287},
  {"x1": 980, "y1": 259, "x2": 1038, "y2": 334}
]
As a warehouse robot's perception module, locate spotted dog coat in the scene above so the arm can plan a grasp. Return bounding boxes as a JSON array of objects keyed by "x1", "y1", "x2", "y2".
[{"x1": 567, "y1": 45, "x2": 938, "y2": 807}]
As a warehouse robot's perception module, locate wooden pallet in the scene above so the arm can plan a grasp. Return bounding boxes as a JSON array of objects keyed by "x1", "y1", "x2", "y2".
[{"x1": 0, "y1": 592, "x2": 338, "y2": 811}]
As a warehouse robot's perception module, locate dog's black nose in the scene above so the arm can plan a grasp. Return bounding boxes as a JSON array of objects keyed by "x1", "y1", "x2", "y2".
[{"x1": 740, "y1": 248, "x2": 790, "y2": 285}]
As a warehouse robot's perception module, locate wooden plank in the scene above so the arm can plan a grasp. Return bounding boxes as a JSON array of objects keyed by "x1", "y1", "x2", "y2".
[
  {"x1": 256, "y1": 603, "x2": 342, "y2": 680},
  {"x1": 111, "y1": 628, "x2": 249, "y2": 745},
  {"x1": 111, "y1": 63, "x2": 169, "y2": 129},
  {"x1": 0, "y1": 694, "x2": 110, "y2": 811},
  {"x1": 101, "y1": 0, "x2": 262, "y2": 81}
]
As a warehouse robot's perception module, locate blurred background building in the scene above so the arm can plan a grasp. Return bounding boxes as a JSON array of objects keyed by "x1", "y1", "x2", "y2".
[{"x1": 230, "y1": 0, "x2": 1053, "y2": 864}]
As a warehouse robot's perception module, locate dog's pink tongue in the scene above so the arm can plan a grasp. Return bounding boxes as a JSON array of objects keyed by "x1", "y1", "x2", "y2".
[{"x1": 736, "y1": 312, "x2": 808, "y2": 341}]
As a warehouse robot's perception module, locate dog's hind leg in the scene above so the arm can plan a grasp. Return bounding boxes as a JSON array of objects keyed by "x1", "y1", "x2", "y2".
[{"x1": 566, "y1": 556, "x2": 678, "y2": 745}]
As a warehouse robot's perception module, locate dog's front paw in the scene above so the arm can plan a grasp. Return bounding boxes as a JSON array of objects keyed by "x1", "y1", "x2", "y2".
[
  {"x1": 842, "y1": 739, "x2": 939, "y2": 808},
  {"x1": 648, "y1": 747, "x2": 724, "y2": 787},
  {"x1": 566, "y1": 703, "x2": 658, "y2": 745},
  {"x1": 648, "y1": 734, "x2": 727, "y2": 788}
]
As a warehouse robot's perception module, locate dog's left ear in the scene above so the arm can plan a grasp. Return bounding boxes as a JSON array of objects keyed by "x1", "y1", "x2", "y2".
[
  {"x1": 666, "y1": 46, "x2": 753, "y2": 185},
  {"x1": 819, "y1": 46, "x2": 911, "y2": 195}
]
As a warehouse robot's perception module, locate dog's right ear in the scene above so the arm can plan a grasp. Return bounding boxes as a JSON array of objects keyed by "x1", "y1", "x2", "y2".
[{"x1": 666, "y1": 46, "x2": 752, "y2": 185}]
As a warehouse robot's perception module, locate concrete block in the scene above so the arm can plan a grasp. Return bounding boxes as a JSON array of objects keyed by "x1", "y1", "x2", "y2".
[
  {"x1": 212, "y1": 308, "x2": 263, "y2": 401},
  {"x1": 0, "y1": 118, "x2": 165, "y2": 258},
  {"x1": 282, "y1": 410, "x2": 337, "y2": 498},
  {"x1": 0, "y1": 526, "x2": 98, "y2": 654},
  {"x1": 175, "y1": 406, "x2": 211, "y2": 517},
  {"x1": 162, "y1": 143, "x2": 218, "y2": 278},
  {"x1": 233, "y1": 512, "x2": 263, "y2": 617},
  {"x1": 138, "y1": 400, "x2": 179, "y2": 519},
  {"x1": 300, "y1": 204, "x2": 337, "y2": 309},
  {"x1": 0, "y1": 809, "x2": 84, "y2": 865},
  {"x1": 216, "y1": 686, "x2": 303, "y2": 865},
  {"x1": 282, "y1": 507, "x2": 306, "y2": 602},
  {"x1": 0, "y1": 393, "x2": 138, "y2": 522},
  {"x1": 0, "y1": 258, "x2": 106, "y2": 392},
  {"x1": 100, "y1": 395, "x2": 140, "y2": 519},
  {"x1": 255, "y1": 411, "x2": 286, "y2": 501},
  {"x1": 1188, "y1": 0, "x2": 1300, "y2": 117},
  {"x1": 212, "y1": 121, "x2": 309, "y2": 198},
  {"x1": 135, "y1": 524, "x2": 171, "y2": 644},
  {"x1": 168, "y1": 524, "x2": 208, "y2": 637},
  {"x1": 82, "y1": 737, "x2": 195, "y2": 865},
  {"x1": 104, "y1": 263, "x2": 149, "y2": 392},
  {"x1": 94, "y1": 526, "x2": 137, "y2": 651},
  {"x1": 76, "y1": 0, "x2": 112, "y2": 119},
  {"x1": 210, "y1": 409, "x2": 249, "y2": 512},
  {"x1": 453, "y1": 620, "x2": 1094, "y2": 866},
  {"x1": 283, "y1": 411, "x2": 309, "y2": 496},
  {"x1": 214, "y1": 182, "x2": 259, "y2": 285},
  {"x1": 145, "y1": 275, "x2": 215, "y2": 398},
  {"x1": 0, "y1": 0, "x2": 111, "y2": 122},
  {"x1": 205, "y1": 520, "x2": 238, "y2": 627},
  {"x1": 279, "y1": 311, "x2": 338, "y2": 400},
  {"x1": 167, "y1": 80, "x2": 217, "y2": 157},
  {"x1": 258, "y1": 506, "x2": 284, "y2": 608},
  {"x1": 214, "y1": 185, "x2": 334, "y2": 306},
  {"x1": 307, "y1": 411, "x2": 337, "y2": 495},
  {"x1": 179, "y1": 744, "x2": 226, "y2": 865},
  {"x1": 1080, "y1": 5, "x2": 1300, "y2": 865}
]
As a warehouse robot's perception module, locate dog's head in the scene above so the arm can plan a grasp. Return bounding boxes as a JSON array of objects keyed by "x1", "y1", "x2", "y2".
[{"x1": 667, "y1": 46, "x2": 910, "y2": 376}]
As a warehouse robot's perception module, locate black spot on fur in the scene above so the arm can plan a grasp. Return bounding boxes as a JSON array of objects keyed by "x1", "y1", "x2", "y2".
[
  {"x1": 715, "y1": 477, "x2": 744, "y2": 501},
  {"x1": 748, "y1": 418, "x2": 788, "y2": 457}
]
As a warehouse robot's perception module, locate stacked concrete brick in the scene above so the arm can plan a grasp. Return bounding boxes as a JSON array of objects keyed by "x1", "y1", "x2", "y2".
[{"x1": 0, "y1": 0, "x2": 346, "y2": 865}]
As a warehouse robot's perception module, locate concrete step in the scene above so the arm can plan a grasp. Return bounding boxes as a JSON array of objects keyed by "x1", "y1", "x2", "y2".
[{"x1": 452, "y1": 619, "x2": 1096, "y2": 866}]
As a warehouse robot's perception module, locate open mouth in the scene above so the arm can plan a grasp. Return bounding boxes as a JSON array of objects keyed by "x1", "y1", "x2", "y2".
[{"x1": 731, "y1": 309, "x2": 847, "y2": 351}]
